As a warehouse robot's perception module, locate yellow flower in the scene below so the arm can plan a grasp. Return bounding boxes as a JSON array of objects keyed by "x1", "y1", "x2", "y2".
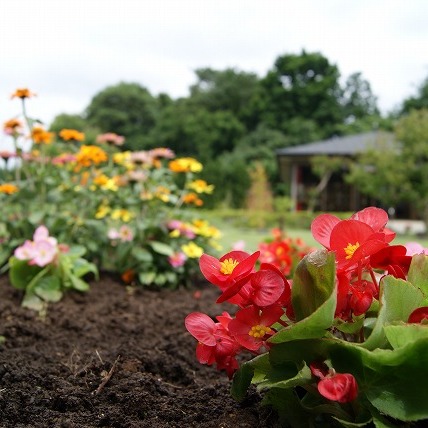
[
  {"x1": 187, "y1": 179, "x2": 214, "y2": 194},
  {"x1": 181, "y1": 242, "x2": 203, "y2": 258},
  {"x1": 168, "y1": 157, "x2": 203, "y2": 173},
  {"x1": 59, "y1": 128, "x2": 85, "y2": 142},
  {"x1": 154, "y1": 186, "x2": 171, "y2": 203},
  {"x1": 31, "y1": 126, "x2": 54, "y2": 144},
  {"x1": 0, "y1": 183, "x2": 19, "y2": 194},
  {"x1": 113, "y1": 151, "x2": 132, "y2": 168},
  {"x1": 76, "y1": 145, "x2": 108, "y2": 167},
  {"x1": 111, "y1": 208, "x2": 133, "y2": 222},
  {"x1": 95, "y1": 205, "x2": 111, "y2": 219},
  {"x1": 11, "y1": 88, "x2": 36, "y2": 99},
  {"x1": 192, "y1": 219, "x2": 221, "y2": 238}
]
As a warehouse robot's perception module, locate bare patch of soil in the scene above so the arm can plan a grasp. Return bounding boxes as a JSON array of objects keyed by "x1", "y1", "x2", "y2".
[{"x1": 0, "y1": 275, "x2": 279, "y2": 427}]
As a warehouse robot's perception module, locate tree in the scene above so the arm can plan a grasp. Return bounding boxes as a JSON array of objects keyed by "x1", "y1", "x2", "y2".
[
  {"x1": 49, "y1": 113, "x2": 87, "y2": 134},
  {"x1": 189, "y1": 67, "x2": 264, "y2": 131},
  {"x1": 148, "y1": 100, "x2": 245, "y2": 162},
  {"x1": 85, "y1": 82, "x2": 159, "y2": 150},
  {"x1": 347, "y1": 111, "x2": 428, "y2": 223},
  {"x1": 341, "y1": 72, "x2": 380, "y2": 121},
  {"x1": 260, "y1": 51, "x2": 344, "y2": 138},
  {"x1": 401, "y1": 76, "x2": 428, "y2": 113}
]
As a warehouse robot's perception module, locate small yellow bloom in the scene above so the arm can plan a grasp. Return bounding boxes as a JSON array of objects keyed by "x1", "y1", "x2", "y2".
[
  {"x1": 187, "y1": 179, "x2": 214, "y2": 194},
  {"x1": 0, "y1": 183, "x2": 19, "y2": 194},
  {"x1": 181, "y1": 242, "x2": 204, "y2": 259},
  {"x1": 59, "y1": 128, "x2": 85, "y2": 142},
  {"x1": 168, "y1": 157, "x2": 203, "y2": 173},
  {"x1": 95, "y1": 205, "x2": 111, "y2": 219},
  {"x1": 111, "y1": 208, "x2": 133, "y2": 222}
]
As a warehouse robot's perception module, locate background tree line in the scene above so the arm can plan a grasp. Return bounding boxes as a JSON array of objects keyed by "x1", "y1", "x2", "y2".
[{"x1": 49, "y1": 50, "x2": 428, "y2": 212}]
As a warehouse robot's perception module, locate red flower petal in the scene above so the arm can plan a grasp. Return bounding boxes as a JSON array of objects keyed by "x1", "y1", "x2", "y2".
[
  {"x1": 408, "y1": 306, "x2": 428, "y2": 323},
  {"x1": 351, "y1": 206, "x2": 388, "y2": 232},
  {"x1": 311, "y1": 214, "x2": 341, "y2": 248},
  {"x1": 185, "y1": 312, "x2": 216, "y2": 346},
  {"x1": 318, "y1": 373, "x2": 358, "y2": 403}
]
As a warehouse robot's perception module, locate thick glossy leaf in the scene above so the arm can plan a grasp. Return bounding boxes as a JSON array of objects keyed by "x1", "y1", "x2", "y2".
[
  {"x1": 407, "y1": 254, "x2": 428, "y2": 296},
  {"x1": 231, "y1": 362, "x2": 254, "y2": 402},
  {"x1": 131, "y1": 247, "x2": 153, "y2": 263},
  {"x1": 148, "y1": 241, "x2": 174, "y2": 256},
  {"x1": 330, "y1": 338, "x2": 428, "y2": 422},
  {"x1": 34, "y1": 276, "x2": 63, "y2": 302},
  {"x1": 292, "y1": 250, "x2": 336, "y2": 320},
  {"x1": 256, "y1": 362, "x2": 312, "y2": 390},
  {"x1": 9, "y1": 257, "x2": 45, "y2": 290},
  {"x1": 384, "y1": 323, "x2": 428, "y2": 349},
  {"x1": 71, "y1": 258, "x2": 99, "y2": 279},
  {"x1": 362, "y1": 276, "x2": 424, "y2": 350},
  {"x1": 22, "y1": 292, "x2": 44, "y2": 311},
  {"x1": 139, "y1": 271, "x2": 156, "y2": 285},
  {"x1": 68, "y1": 274, "x2": 90, "y2": 291}
]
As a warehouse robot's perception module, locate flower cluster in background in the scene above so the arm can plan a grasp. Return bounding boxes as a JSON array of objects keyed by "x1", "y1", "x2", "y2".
[{"x1": 0, "y1": 88, "x2": 220, "y2": 288}]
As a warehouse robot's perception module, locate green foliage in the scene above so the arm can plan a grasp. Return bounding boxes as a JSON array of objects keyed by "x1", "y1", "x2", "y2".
[
  {"x1": 85, "y1": 82, "x2": 158, "y2": 150},
  {"x1": 401, "y1": 76, "x2": 428, "y2": 113},
  {"x1": 9, "y1": 247, "x2": 97, "y2": 312},
  {"x1": 261, "y1": 50, "x2": 344, "y2": 138}
]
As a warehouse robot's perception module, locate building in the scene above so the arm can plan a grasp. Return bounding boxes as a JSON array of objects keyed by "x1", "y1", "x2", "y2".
[{"x1": 276, "y1": 131, "x2": 394, "y2": 213}]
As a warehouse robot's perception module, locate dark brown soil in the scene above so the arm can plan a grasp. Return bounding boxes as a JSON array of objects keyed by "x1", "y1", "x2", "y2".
[{"x1": 0, "y1": 274, "x2": 279, "y2": 427}]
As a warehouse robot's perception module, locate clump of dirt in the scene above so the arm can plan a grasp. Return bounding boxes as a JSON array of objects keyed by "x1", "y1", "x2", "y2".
[{"x1": 0, "y1": 275, "x2": 279, "y2": 427}]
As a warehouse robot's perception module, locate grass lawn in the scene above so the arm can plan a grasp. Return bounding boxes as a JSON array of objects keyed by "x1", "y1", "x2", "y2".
[{"x1": 214, "y1": 220, "x2": 428, "y2": 254}]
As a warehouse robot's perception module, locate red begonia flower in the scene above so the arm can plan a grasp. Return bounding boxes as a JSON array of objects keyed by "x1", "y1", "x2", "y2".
[
  {"x1": 228, "y1": 305, "x2": 284, "y2": 351},
  {"x1": 370, "y1": 245, "x2": 412, "y2": 279},
  {"x1": 217, "y1": 263, "x2": 286, "y2": 307},
  {"x1": 408, "y1": 306, "x2": 428, "y2": 323},
  {"x1": 329, "y1": 220, "x2": 387, "y2": 270},
  {"x1": 317, "y1": 373, "x2": 358, "y2": 403},
  {"x1": 199, "y1": 250, "x2": 259, "y2": 288}
]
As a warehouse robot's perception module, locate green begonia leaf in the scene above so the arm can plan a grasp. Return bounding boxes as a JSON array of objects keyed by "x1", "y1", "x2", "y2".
[
  {"x1": 148, "y1": 241, "x2": 174, "y2": 256},
  {"x1": 9, "y1": 257, "x2": 43, "y2": 290},
  {"x1": 384, "y1": 323, "x2": 428, "y2": 349},
  {"x1": 292, "y1": 250, "x2": 336, "y2": 320},
  {"x1": 34, "y1": 275, "x2": 63, "y2": 302},
  {"x1": 407, "y1": 254, "x2": 428, "y2": 296},
  {"x1": 362, "y1": 276, "x2": 424, "y2": 350}
]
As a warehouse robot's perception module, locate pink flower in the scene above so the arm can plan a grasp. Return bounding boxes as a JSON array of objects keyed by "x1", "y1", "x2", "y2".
[
  {"x1": 404, "y1": 242, "x2": 428, "y2": 256},
  {"x1": 118, "y1": 225, "x2": 133, "y2": 242},
  {"x1": 14, "y1": 240, "x2": 36, "y2": 260},
  {"x1": 30, "y1": 240, "x2": 58, "y2": 267},
  {"x1": 168, "y1": 252, "x2": 187, "y2": 268}
]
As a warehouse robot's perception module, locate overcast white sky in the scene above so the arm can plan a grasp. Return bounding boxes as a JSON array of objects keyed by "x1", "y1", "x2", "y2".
[{"x1": 1, "y1": 0, "x2": 428, "y2": 132}]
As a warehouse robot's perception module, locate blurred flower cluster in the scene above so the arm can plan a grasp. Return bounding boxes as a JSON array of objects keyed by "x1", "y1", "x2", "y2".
[{"x1": 1, "y1": 88, "x2": 220, "y2": 288}]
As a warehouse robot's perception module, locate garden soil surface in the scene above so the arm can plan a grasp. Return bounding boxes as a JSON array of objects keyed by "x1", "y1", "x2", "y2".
[{"x1": 0, "y1": 274, "x2": 280, "y2": 428}]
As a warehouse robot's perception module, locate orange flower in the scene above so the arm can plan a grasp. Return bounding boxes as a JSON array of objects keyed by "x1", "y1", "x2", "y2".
[
  {"x1": 75, "y1": 145, "x2": 108, "y2": 167},
  {"x1": 31, "y1": 126, "x2": 54, "y2": 144},
  {"x1": 182, "y1": 192, "x2": 203, "y2": 206},
  {"x1": 121, "y1": 269, "x2": 135, "y2": 284},
  {"x1": 11, "y1": 88, "x2": 36, "y2": 99},
  {"x1": 59, "y1": 128, "x2": 85, "y2": 142},
  {"x1": 0, "y1": 183, "x2": 19, "y2": 194},
  {"x1": 3, "y1": 118, "x2": 23, "y2": 134}
]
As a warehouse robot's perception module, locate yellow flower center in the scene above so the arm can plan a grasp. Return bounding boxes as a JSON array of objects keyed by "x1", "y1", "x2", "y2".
[
  {"x1": 220, "y1": 258, "x2": 239, "y2": 275},
  {"x1": 344, "y1": 242, "x2": 360, "y2": 259},
  {"x1": 249, "y1": 325, "x2": 272, "y2": 338}
]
